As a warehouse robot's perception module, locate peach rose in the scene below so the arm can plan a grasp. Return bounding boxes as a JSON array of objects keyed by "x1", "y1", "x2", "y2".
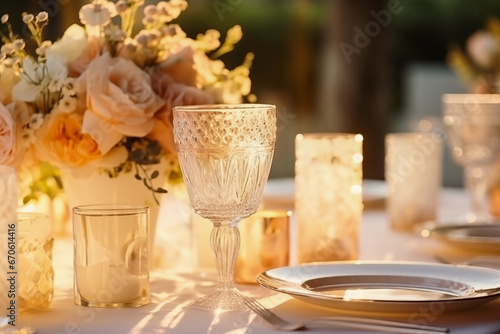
[
  {"x1": 77, "y1": 53, "x2": 165, "y2": 154},
  {"x1": 35, "y1": 111, "x2": 103, "y2": 168},
  {"x1": 0, "y1": 102, "x2": 24, "y2": 167},
  {"x1": 0, "y1": 68, "x2": 20, "y2": 105},
  {"x1": 67, "y1": 36, "x2": 101, "y2": 77},
  {"x1": 159, "y1": 46, "x2": 198, "y2": 87},
  {"x1": 149, "y1": 72, "x2": 214, "y2": 155}
]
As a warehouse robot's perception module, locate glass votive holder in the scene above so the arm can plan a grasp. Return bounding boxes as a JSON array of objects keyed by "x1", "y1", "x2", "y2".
[
  {"x1": 73, "y1": 204, "x2": 150, "y2": 308},
  {"x1": 385, "y1": 132, "x2": 443, "y2": 232},
  {"x1": 295, "y1": 133, "x2": 363, "y2": 264},
  {"x1": 0, "y1": 165, "x2": 18, "y2": 314},
  {"x1": 235, "y1": 210, "x2": 290, "y2": 284},
  {"x1": 18, "y1": 212, "x2": 54, "y2": 312}
]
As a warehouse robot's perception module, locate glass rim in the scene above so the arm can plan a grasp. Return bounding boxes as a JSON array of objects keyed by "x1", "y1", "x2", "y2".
[
  {"x1": 73, "y1": 204, "x2": 149, "y2": 215},
  {"x1": 296, "y1": 132, "x2": 363, "y2": 140},
  {"x1": 442, "y1": 94, "x2": 500, "y2": 104},
  {"x1": 18, "y1": 212, "x2": 49, "y2": 219},
  {"x1": 385, "y1": 132, "x2": 440, "y2": 139},
  {"x1": 173, "y1": 103, "x2": 276, "y2": 112},
  {"x1": 251, "y1": 209, "x2": 292, "y2": 219}
]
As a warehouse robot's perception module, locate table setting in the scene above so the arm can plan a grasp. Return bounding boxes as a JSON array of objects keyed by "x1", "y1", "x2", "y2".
[
  {"x1": 2, "y1": 1, "x2": 500, "y2": 334},
  {"x1": 4, "y1": 182, "x2": 500, "y2": 334}
]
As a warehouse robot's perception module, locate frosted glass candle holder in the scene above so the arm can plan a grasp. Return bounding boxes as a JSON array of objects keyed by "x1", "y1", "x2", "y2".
[
  {"x1": 18, "y1": 212, "x2": 54, "y2": 312},
  {"x1": 0, "y1": 166, "x2": 17, "y2": 315},
  {"x1": 295, "y1": 133, "x2": 363, "y2": 264},
  {"x1": 385, "y1": 133, "x2": 443, "y2": 232}
]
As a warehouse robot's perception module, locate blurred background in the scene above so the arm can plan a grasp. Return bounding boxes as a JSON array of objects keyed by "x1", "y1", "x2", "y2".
[{"x1": 2, "y1": 0, "x2": 500, "y2": 186}]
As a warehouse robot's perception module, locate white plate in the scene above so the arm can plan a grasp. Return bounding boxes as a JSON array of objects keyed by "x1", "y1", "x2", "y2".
[
  {"x1": 256, "y1": 261, "x2": 500, "y2": 313},
  {"x1": 431, "y1": 224, "x2": 500, "y2": 253}
]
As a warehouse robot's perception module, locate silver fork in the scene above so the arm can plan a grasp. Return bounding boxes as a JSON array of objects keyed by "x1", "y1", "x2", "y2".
[{"x1": 240, "y1": 294, "x2": 449, "y2": 333}]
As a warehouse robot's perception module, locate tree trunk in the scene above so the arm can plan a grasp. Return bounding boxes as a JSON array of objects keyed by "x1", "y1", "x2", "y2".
[{"x1": 319, "y1": 0, "x2": 391, "y2": 180}]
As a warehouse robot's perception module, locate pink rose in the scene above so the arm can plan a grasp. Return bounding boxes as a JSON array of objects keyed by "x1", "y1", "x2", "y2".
[
  {"x1": 77, "y1": 53, "x2": 165, "y2": 154},
  {"x1": 0, "y1": 102, "x2": 25, "y2": 167},
  {"x1": 68, "y1": 37, "x2": 102, "y2": 77},
  {"x1": 159, "y1": 46, "x2": 198, "y2": 87},
  {"x1": 149, "y1": 72, "x2": 214, "y2": 156}
]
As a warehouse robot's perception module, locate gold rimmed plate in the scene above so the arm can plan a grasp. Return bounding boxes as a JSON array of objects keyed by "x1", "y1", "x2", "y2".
[
  {"x1": 256, "y1": 261, "x2": 500, "y2": 313},
  {"x1": 430, "y1": 224, "x2": 500, "y2": 253}
]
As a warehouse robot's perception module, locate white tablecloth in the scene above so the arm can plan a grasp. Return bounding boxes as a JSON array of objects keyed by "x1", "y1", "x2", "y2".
[{"x1": 16, "y1": 180, "x2": 500, "y2": 334}]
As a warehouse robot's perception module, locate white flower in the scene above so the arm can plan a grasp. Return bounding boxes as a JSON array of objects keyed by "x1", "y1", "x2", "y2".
[
  {"x1": 143, "y1": 5, "x2": 157, "y2": 17},
  {"x1": 35, "y1": 40, "x2": 52, "y2": 57},
  {"x1": 115, "y1": 1, "x2": 129, "y2": 14},
  {"x1": 12, "y1": 39, "x2": 25, "y2": 51},
  {"x1": 12, "y1": 58, "x2": 41, "y2": 101},
  {"x1": 1, "y1": 43, "x2": 14, "y2": 55},
  {"x1": 46, "y1": 24, "x2": 88, "y2": 64},
  {"x1": 22, "y1": 14, "x2": 34, "y2": 24},
  {"x1": 79, "y1": 0, "x2": 117, "y2": 27},
  {"x1": 147, "y1": 0, "x2": 188, "y2": 24},
  {"x1": 12, "y1": 55, "x2": 68, "y2": 102},
  {"x1": 45, "y1": 55, "x2": 68, "y2": 91},
  {"x1": 466, "y1": 30, "x2": 500, "y2": 69},
  {"x1": 23, "y1": 113, "x2": 44, "y2": 145},
  {"x1": 123, "y1": 37, "x2": 138, "y2": 52},
  {"x1": 57, "y1": 79, "x2": 78, "y2": 114},
  {"x1": 2, "y1": 58, "x2": 18, "y2": 67},
  {"x1": 36, "y1": 11, "x2": 48, "y2": 23},
  {"x1": 135, "y1": 30, "x2": 161, "y2": 46}
]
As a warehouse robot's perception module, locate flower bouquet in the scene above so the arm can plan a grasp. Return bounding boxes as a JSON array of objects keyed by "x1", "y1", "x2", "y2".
[
  {"x1": 0, "y1": 0, "x2": 253, "y2": 208},
  {"x1": 447, "y1": 17, "x2": 500, "y2": 216},
  {"x1": 447, "y1": 17, "x2": 500, "y2": 93}
]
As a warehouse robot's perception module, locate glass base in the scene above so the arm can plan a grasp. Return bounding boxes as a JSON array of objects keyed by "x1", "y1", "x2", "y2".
[
  {"x1": 190, "y1": 288, "x2": 246, "y2": 311},
  {"x1": 447, "y1": 212, "x2": 500, "y2": 224}
]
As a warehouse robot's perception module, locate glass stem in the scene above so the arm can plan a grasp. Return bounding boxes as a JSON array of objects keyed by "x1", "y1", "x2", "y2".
[
  {"x1": 210, "y1": 223, "x2": 240, "y2": 291},
  {"x1": 464, "y1": 165, "x2": 490, "y2": 217}
]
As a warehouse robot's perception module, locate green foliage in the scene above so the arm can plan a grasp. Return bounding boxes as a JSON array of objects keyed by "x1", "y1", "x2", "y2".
[{"x1": 22, "y1": 161, "x2": 63, "y2": 204}]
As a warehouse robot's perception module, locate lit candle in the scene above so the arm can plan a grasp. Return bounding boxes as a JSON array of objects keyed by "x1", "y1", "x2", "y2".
[{"x1": 76, "y1": 263, "x2": 144, "y2": 304}]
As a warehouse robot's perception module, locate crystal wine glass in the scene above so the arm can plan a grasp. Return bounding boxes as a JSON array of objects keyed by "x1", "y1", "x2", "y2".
[
  {"x1": 442, "y1": 94, "x2": 500, "y2": 222},
  {"x1": 173, "y1": 104, "x2": 276, "y2": 311}
]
